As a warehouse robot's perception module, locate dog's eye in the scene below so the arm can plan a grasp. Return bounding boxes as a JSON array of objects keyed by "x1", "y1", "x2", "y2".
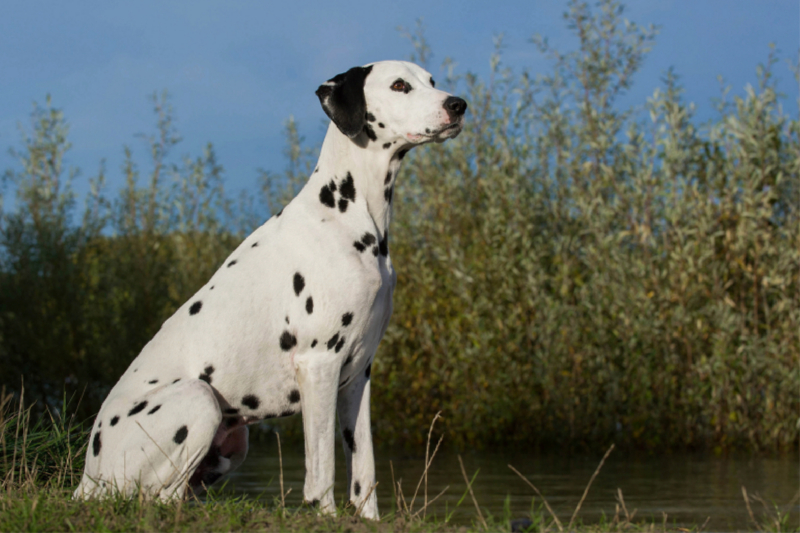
[
  {"x1": 429, "y1": 77, "x2": 435, "y2": 88},
  {"x1": 391, "y1": 79, "x2": 413, "y2": 93}
]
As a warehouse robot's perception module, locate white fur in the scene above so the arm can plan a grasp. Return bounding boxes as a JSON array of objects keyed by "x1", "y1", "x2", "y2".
[{"x1": 73, "y1": 61, "x2": 465, "y2": 520}]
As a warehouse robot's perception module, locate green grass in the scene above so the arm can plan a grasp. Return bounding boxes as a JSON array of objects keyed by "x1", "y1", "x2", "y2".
[
  {"x1": 0, "y1": 485, "x2": 718, "y2": 533},
  {"x1": 3, "y1": 393, "x2": 797, "y2": 533}
]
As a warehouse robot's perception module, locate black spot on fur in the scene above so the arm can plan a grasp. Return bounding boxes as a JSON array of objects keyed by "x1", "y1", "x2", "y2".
[
  {"x1": 228, "y1": 260, "x2": 237, "y2": 267},
  {"x1": 353, "y1": 241, "x2": 366, "y2": 252},
  {"x1": 425, "y1": 128, "x2": 431, "y2": 134},
  {"x1": 306, "y1": 296, "x2": 314, "y2": 314},
  {"x1": 251, "y1": 242, "x2": 258, "y2": 248},
  {"x1": 342, "y1": 312, "x2": 353, "y2": 326},
  {"x1": 285, "y1": 316, "x2": 290, "y2": 324},
  {"x1": 110, "y1": 416, "x2": 119, "y2": 426},
  {"x1": 342, "y1": 353, "x2": 353, "y2": 366},
  {"x1": 379, "y1": 231, "x2": 389, "y2": 256},
  {"x1": 340, "y1": 173, "x2": 356, "y2": 201},
  {"x1": 329, "y1": 180, "x2": 337, "y2": 192},
  {"x1": 363, "y1": 124, "x2": 377, "y2": 141},
  {"x1": 98, "y1": 421, "x2": 102, "y2": 428},
  {"x1": 288, "y1": 389, "x2": 301, "y2": 403},
  {"x1": 311, "y1": 339, "x2": 318, "y2": 347},
  {"x1": 384, "y1": 186, "x2": 393, "y2": 203},
  {"x1": 354, "y1": 481, "x2": 361, "y2": 496},
  {"x1": 372, "y1": 246, "x2": 379, "y2": 256},
  {"x1": 430, "y1": 77, "x2": 435, "y2": 87},
  {"x1": 335, "y1": 336, "x2": 345, "y2": 353},
  {"x1": 280, "y1": 409, "x2": 295, "y2": 417},
  {"x1": 361, "y1": 233, "x2": 376, "y2": 246},
  {"x1": 148, "y1": 379, "x2": 158, "y2": 384},
  {"x1": 276, "y1": 208, "x2": 284, "y2": 217},
  {"x1": 338, "y1": 198, "x2": 348, "y2": 212},
  {"x1": 224, "y1": 408, "x2": 239, "y2": 415},
  {"x1": 280, "y1": 331, "x2": 297, "y2": 351},
  {"x1": 314, "y1": 167, "x2": 319, "y2": 173},
  {"x1": 397, "y1": 149, "x2": 408, "y2": 160},
  {"x1": 93, "y1": 432, "x2": 101, "y2": 457},
  {"x1": 385, "y1": 171, "x2": 392, "y2": 185},
  {"x1": 199, "y1": 367, "x2": 212, "y2": 383},
  {"x1": 327, "y1": 333, "x2": 339, "y2": 350},
  {"x1": 173, "y1": 378, "x2": 181, "y2": 383},
  {"x1": 128, "y1": 401, "x2": 147, "y2": 417},
  {"x1": 343, "y1": 428, "x2": 356, "y2": 452},
  {"x1": 319, "y1": 184, "x2": 335, "y2": 208},
  {"x1": 210, "y1": 286, "x2": 214, "y2": 290},
  {"x1": 365, "y1": 363, "x2": 371, "y2": 379},
  {"x1": 189, "y1": 301, "x2": 202, "y2": 315},
  {"x1": 383, "y1": 142, "x2": 391, "y2": 149},
  {"x1": 242, "y1": 395, "x2": 260, "y2": 409},
  {"x1": 173, "y1": 425, "x2": 188, "y2": 445},
  {"x1": 365, "y1": 112, "x2": 376, "y2": 122},
  {"x1": 293, "y1": 272, "x2": 305, "y2": 295},
  {"x1": 378, "y1": 122, "x2": 384, "y2": 128},
  {"x1": 147, "y1": 405, "x2": 161, "y2": 415}
]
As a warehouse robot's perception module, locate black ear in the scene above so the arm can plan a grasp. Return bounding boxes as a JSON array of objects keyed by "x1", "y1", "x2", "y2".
[{"x1": 316, "y1": 65, "x2": 373, "y2": 138}]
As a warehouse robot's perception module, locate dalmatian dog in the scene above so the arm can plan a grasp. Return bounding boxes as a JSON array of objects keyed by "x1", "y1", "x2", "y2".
[{"x1": 73, "y1": 60, "x2": 467, "y2": 520}]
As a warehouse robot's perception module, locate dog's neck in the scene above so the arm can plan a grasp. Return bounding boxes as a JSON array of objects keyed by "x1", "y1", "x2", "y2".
[{"x1": 306, "y1": 122, "x2": 410, "y2": 240}]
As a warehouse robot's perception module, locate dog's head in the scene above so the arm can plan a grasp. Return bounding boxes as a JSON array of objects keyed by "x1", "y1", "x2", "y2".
[{"x1": 316, "y1": 60, "x2": 467, "y2": 147}]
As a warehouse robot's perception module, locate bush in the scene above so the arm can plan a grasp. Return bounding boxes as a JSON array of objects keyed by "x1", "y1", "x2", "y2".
[{"x1": 376, "y1": 2, "x2": 799, "y2": 451}]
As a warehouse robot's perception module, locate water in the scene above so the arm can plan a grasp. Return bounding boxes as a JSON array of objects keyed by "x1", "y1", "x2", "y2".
[{"x1": 218, "y1": 439, "x2": 799, "y2": 531}]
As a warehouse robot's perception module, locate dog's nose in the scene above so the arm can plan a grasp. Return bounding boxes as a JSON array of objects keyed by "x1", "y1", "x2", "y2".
[{"x1": 444, "y1": 96, "x2": 467, "y2": 117}]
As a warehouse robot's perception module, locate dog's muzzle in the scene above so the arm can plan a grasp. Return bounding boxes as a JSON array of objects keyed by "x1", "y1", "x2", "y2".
[
  {"x1": 437, "y1": 96, "x2": 467, "y2": 140},
  {"x1": 408, "y1": 96, "x2": 468, "y2": 143}
]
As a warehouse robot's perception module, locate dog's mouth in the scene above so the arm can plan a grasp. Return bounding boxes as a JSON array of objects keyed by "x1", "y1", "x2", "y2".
[{"x1": 407, "y1": 120, "x2": 464, "y2": 143}]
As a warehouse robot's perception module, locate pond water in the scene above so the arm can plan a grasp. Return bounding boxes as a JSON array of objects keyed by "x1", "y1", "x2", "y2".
[{"x1": 217, "y1": 438, "x2": 799, "y2": 531}]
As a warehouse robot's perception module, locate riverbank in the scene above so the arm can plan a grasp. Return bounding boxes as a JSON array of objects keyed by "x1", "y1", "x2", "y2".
[{"x1": 2, "y1": 399, "x2": 796, "y2": 532}]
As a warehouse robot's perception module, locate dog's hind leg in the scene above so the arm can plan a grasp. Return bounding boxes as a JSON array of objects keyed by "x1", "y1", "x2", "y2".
[
  {"x1": 293, "y1": 350, "x2": 340, "y2": 515},
  {"x1": 73, "y1": 379, "x2": 222, "y2": 500},
  {"x1": 337, "y1": 366, "x2": 378, "y2": 519}
]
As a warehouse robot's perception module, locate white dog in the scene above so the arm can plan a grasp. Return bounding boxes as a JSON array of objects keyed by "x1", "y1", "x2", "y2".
[{"x1": 73, "y1": 60, "x2": 467, "y2": 520}]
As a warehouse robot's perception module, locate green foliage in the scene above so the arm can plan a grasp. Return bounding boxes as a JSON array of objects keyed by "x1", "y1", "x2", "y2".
[{"x1": 0, "y1": 0, "x2": 797, "y2": 452}]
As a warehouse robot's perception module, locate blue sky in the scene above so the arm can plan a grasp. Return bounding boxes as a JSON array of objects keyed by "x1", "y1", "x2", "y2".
[{"x1": 1, "y1": 1, "x2": 797, "y2": 203}]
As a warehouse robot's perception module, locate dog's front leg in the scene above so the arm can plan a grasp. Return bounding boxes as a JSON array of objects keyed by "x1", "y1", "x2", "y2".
[
  {"x1": 337, "y1": 367, "x2": 379, "y2": 520},
  {"x1": 294, "y1": 351, "x2": 340, "y2": 515}
]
